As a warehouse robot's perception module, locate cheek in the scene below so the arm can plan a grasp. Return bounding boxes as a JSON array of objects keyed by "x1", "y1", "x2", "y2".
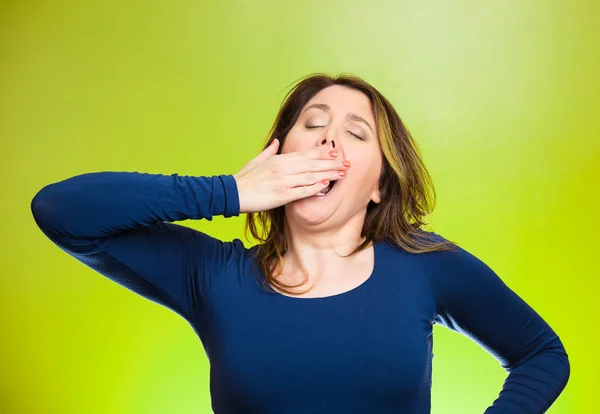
[
  {"x1": 350, "y1": 159, "x2": 382, "y2": 186},
  {"x1": 281, "y1": 133, "x2": 307, "y2": 154}
]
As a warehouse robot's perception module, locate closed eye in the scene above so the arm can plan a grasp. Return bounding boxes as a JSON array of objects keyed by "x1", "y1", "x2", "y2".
[{"x1": 305, "y1": 125, "x2": 364, "y2": 141}]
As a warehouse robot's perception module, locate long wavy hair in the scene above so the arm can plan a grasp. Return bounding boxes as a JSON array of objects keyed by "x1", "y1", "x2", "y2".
[{"x1": 244, "y1": 73, "x2": 458, "y2": 296}]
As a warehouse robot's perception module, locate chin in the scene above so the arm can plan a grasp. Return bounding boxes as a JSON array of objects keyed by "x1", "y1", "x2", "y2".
[{"x1": 284, "y1": 200, "x2": 339, "y2": 227}]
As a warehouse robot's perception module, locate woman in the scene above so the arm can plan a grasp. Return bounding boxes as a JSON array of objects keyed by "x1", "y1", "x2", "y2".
[{"x1": 31, "y1": 73, "x2": 570, "y2": 413}]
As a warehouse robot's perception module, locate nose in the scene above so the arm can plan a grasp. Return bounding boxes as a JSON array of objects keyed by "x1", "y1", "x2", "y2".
[{"x1": 319, "y1": 138, "x2": 336, "y2": 149}]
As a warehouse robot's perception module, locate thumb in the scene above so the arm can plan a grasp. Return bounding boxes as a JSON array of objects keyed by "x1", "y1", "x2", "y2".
[{"x1": 251, "y1": 138, "x2": 280, "y2": 164}]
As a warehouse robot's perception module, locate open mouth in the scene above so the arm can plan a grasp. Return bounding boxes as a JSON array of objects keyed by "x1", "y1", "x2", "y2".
[{"x1": 315, "y1": 180, "x2": 336, "y2": 197}]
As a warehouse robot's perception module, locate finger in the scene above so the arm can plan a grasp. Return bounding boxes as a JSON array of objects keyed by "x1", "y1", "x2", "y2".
[
  {"x1": 279, "y1": 146, "x2": 344, "y2": 175},
  {"x1": 289, "y1": 169, "x2": 347, "y2": 188},
  {"x1": 305, "y1": 158, "x2": 350, "y2": 173},
  {"x1": 306, "y1": 144, "x2": 338, "y2": 160},
  {"x1": 280, "y1": 143, "x2": 336, "y2": 163},
  {"x1": 286, "y1": 178, "x2": 332, "y2": 201},
  {"x1": 288, "y1": 150, "x2": 349, "y2": 174}
]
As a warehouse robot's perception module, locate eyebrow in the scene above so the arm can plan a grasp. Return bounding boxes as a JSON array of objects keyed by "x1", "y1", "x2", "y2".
[{"x1": 301, "y1": 103, "x2": 374, "y2": 135}]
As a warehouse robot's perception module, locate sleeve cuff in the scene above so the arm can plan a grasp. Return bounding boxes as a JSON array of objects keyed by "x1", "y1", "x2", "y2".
[{"x1": 218, "y1": 174, "x2": 240, "y2": 218}]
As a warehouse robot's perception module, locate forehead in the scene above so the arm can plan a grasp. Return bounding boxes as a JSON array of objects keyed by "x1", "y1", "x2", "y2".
[{"x1": 302, "y1": 85, "x2": 374, "y2": 121}]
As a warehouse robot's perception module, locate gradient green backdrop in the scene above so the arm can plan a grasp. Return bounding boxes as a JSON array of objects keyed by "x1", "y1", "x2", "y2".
[{"x1": 1, "y1": 0, "x2": 596, "y2": 412}]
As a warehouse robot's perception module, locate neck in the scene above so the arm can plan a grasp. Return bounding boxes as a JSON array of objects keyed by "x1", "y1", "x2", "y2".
[{"x1": 281, "y1": 212, "x2": 369, "y2": 279}]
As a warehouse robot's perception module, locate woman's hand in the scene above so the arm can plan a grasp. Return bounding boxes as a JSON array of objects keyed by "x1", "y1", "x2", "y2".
[{"x1": 233, "y1": 139, "x2": 351, "y2": 214}]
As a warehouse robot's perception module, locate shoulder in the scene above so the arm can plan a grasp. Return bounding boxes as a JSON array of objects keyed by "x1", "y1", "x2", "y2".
[
  {"x1": 378, "y1": 229, "x2": 463, "y2": 263},
  {"x1": 413, "y1": 230, "x2": 492, "y2": 277},
  {"x1": 401, "y1": 231, "x2": 513, "y2": 316},
  {"x1": 380, "y1": 230, "x2": 500, "y2": 291}
]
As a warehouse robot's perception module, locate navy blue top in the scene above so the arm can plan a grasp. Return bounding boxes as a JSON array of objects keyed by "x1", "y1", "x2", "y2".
[{"x1": 31, "y1": 171, "x2": 570, "y2": 413}]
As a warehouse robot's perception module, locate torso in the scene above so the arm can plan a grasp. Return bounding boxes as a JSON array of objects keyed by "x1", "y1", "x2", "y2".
[{"x1": 201, "y1": 239, "x2": 437, "y2": 413}]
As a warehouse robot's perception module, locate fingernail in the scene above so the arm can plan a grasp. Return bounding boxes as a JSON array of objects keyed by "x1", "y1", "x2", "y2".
[
  {"x1": 321, "y1": 179, "x2": 330, "y2": 185},
  {"x1": 343, "y1": 160, "x2": 351, "y2": 167},
  {"x1": 329, "y1": 150, "x2": 338, "y2": 157}
]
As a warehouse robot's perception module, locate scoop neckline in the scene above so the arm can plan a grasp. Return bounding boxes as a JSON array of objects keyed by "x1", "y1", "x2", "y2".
[{"x1": 262, "y1": 239, "x2": 381, "y2": 302}]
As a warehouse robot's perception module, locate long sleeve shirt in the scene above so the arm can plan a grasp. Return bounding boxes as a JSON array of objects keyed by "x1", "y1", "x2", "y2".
[{"x1": 30, "y1": 171, "x2": 570, "y2": 413}]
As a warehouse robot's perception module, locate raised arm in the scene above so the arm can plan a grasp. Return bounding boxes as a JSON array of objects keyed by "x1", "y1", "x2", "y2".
[
  {"x1": 30, "y1": 142, "x2": 354, "y2": 324},
  {"x1": 418, "y1": 233, "x2": 570, "y2": 413},
  {"x1": 30, "y1": 171, "x2": 242, "y2": 324}
]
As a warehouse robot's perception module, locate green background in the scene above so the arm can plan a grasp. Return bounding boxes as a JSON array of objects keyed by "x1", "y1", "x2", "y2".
[{"x1": 1, "y1": 0, "x2": 596, "y2": 412}]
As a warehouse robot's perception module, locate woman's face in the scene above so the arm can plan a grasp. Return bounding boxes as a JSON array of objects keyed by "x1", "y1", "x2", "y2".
[{"x1": 281, "y1": 84, "x2": 383, "y2": 229}]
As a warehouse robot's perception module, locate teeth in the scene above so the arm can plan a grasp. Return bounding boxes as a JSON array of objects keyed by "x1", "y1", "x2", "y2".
[
  {"x1": 315, "y1": 186, "x2": 331, "y2": 197},
  {"x1": 315, "y1": 181, "x2": 335, "y2": 197}
]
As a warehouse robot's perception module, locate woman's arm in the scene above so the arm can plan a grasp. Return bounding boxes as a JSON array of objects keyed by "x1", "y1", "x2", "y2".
[
  {"x1": 31, "y1": 171, "x2": 242, "y2": 324},
  {"x1": 418, "y1": 232, "x2": 570, "y2": 413}
]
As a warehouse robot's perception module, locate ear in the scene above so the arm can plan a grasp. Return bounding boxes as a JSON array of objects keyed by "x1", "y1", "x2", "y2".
[{"x1": 370, "y1": 185, "x2": 381, "y2": 204}]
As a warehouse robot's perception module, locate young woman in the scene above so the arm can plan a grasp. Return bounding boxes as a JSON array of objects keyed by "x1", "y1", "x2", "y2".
[{"x1": 31, "y1": 73, "x2": 570, "y2": 413}]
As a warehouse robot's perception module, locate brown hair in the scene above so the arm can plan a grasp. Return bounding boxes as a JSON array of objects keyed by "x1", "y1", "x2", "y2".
[{"x1": 244, "y1": 72, "x2": 458, "y2": 296}]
